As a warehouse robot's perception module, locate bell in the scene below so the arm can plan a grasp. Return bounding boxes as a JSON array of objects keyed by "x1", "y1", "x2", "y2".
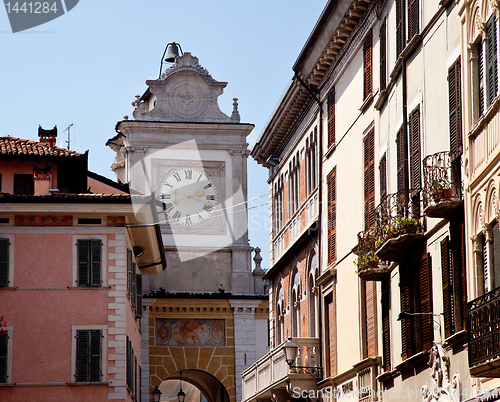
[{"x1": 165, "y1": 43, "x2": 180, "y2": 63}]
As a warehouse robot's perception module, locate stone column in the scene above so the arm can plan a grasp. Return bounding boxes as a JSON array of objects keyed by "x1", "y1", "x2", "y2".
[
  {"x1": 141, "y1": 298, "x2": 156, "y2": 402},
  {"x1": 229, "y1": 300, "x2": 263, "y2": 402}
]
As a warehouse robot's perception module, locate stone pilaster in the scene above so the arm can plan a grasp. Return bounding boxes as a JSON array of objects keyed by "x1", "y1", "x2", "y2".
[
  {"x1": 141, "y1": 298, "x2": 156, "y2": 402},
  {"x1": 229, "y1": 300, "x2": 263, "y2": 402}
]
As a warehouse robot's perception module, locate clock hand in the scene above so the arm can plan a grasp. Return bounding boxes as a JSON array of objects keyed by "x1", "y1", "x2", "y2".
[{"x1": 196, "y1": 190, "x2": 205, "y2": 198}]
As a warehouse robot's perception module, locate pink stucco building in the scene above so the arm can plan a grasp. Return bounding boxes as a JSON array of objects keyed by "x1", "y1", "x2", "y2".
[{"x1": 0, "y1": 127, "x2": 165, "y2": 401}]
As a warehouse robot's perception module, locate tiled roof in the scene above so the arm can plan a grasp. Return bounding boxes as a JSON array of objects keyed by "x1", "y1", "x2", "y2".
[
  {"x1": 0, "y1": 192, "x2": 132, "y2": 203},
  {"x1": 0, "y1": 137, "x2": 83, "y2": 158}
]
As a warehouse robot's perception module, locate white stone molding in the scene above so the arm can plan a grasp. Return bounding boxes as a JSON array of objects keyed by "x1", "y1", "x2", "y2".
[
  {"x1": 141, "y1": 298, "x2": 156, "y2": 402},
  {"x1": 70, "y1": 325, "x2": 108, "y2": 383},
  {"x1": 72, "y1": 235, "x2": 107, "y2": 287},
  {"x1": 421, "y1": 343, "x2": 460, "y2": 402}
]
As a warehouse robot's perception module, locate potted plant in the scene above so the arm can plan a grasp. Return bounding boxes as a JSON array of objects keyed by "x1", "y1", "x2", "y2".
[
  {"x1": 396, "y1": 217, "x2": 420, "y2": 234},
  {"x1": 430, "y1": 178, "x2": 452, "y2": 201}
]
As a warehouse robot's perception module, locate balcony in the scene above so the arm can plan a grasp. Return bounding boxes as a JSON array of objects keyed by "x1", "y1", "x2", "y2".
[
  {"x1": 423, "y1": 151, "x2": 463, "y2": 218},
  {"x1": 468, "y1": 286, "x2": 500, "y2": 377},
  {"x1": 373, "y1": 191, "x2": 424, "y2": 261},
  {"x1": 241, "y1": 338, "x2": 321, "y2": 402},
  {"x1": 353, "y1": 230, "x2": 390, "y2": 281}
]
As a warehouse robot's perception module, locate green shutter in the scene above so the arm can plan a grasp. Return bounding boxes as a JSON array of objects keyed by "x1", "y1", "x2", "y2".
[
  {"x1": 76, "y1": 330, "x2": 90, "y2": 381},
  {"x1": 77, "y1": 240, "x2": 90, "y2": 287},
  {"x1": 89, "y1": 330, "x2": 101, "y2": 382},
  {"x1": 0, "y1": 332, "x2": 8, "y2": 383},
  {"x1": 90, "y1": 240, "x2": 101, "y2": 287},
  {"x1": 0, "y1": 239, "x2": 9, "y2": 288},
  {"x1": 136, "y1": 274, "x2": 143, "y2": 319}
]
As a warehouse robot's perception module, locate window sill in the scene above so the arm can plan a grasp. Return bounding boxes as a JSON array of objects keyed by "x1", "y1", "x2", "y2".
[
  {"x1": 68, "y1": 381, "x2": 109, "y2": 386},
  {"x1": 359, "y1": 91, "x2": 376, "y2": 113},
  {"x1": 69, "y1": 286, "x2": 111, "y2": 290},
  {"x1": 443, "y1": 329, "x2": 467, "y2": 349},
  {"x1": 394, "y1": 350, "x2": 430, "y2": 374}
]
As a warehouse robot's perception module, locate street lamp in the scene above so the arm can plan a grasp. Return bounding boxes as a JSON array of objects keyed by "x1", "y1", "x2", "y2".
[
  {"x1": 397, "y1": 311, "x2": 444, "y2": 341},
  {"x1": 283, "y1": 338, "x2": 299, "y2": 367},
  {"x1": 177, "y1": 371, "x2": 186, "y2": 402},
  {"x1": 152, "y1": 385, "x2": 162, "y2": 402}
]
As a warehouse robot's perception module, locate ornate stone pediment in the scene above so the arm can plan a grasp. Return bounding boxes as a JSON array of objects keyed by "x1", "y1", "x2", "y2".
[
  {"x1": 133, "y1": 52, "x2": 239, "y2": 123},
  {"x1": 422, "y1": 343, "x2": 460, "y2": 402}
]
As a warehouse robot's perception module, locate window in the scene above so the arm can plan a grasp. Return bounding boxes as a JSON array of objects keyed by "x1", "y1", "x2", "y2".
[
  {"x1": 400, "y1": 253, "x2": 432, "y2": 360},
  {"x1": 75, "y1": 329, "x2": 103, "y2": 382},
  {"x1": 275, "y1": 283, "x2": 284, "y2": 345},
  {"x1": 409, "y1": 105, "x2": 421, "y2": 195},
  {"x1": 476, "y1": 221, "x2": 500, "y2": 296},
  {"x1": 325, "y1": 293, "x2": 336, "y2": 377},
  {"x1": 408, "y1": 0, "x2": 419, "y2": 41},
  {"x1": 379, "y1": 153, "x2": 387, "y2": 201},
  {"x1": 448, "y1": 57, "x2": 463, "y2": 160},
  {"x1": 396, "y1": 125, "x2": 405, "y2": 193},
  {"x1": 127, "y1": 249, "x2": 143, "y2": 319},
  {"x1": 126, "y1": 336, "x2": 138, "y2": 398},
  {"x1": 308, "y1": 252, "x2": 319, "y2": 337},
  {"x1": 274, "y1": 176, "x2": 284, "y2": 233},
  {"x1": 291, "y1": 268, "x2": 301, "y2": 337},
  {"x1": 327, "y1": 169, "x2": 336, "y2": 264},
  {"x1": 13, "y1": 174, "x2": 34, "y2": 195},
  {"x1": 0, "y1": 327, "x2": 12, "y2": 384},
  {"x1": 381, "y1": 278, "x2": 391, "y2": 371},
  {"x1": 327, "y1": 87, "x2": 335, "y2": 148},
  {"x1": 441, "y1": 226, "x2": 467, "y2": 339},
  {"x1": 396, "y1": 0, "x2": 404, "y2": 57},
  {"x1": 364, "y1": 129, "x2": 375, "y2": 229},
  {"x1": 361, "y1": 280, "x2": 376, "y2": 359},
  {"x1": 77, "y1": 239, "x2": 102, "y2": 287},
  {"x1": 288, "y1": 154, "x2": 300, "y2": 216},
  {"x1": 363, "y1": 29, "x2": 373, "y2": 100},
  {"x1": 380, "y1": 19, "x2": 387, "y2": 91},
  {"x1": 476, "y1": 15, "x2": 498, "y2": 120},
  {"x1": 0, "y1": 237, "x2": 13, "y2": 288},
  {"x1": 305, "y1": 128, "x2": 318, "y2": 197}
]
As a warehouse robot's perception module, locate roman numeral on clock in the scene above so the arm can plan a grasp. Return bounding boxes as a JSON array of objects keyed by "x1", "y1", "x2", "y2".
[
  {"x1": 203, "y1": 204, "x2": 213, "y2": 213},
  {"x1": 185, "y1": 215, "x2": 192, "y2": 225},
  {"x1": 203, "y1": 183, "x2": 213, "y2": 190},
  {"x1": 185, "y1": 169, "x2": 192, "y2": 179},
  {"x1": 172, "y1": 211, "x2": 181, "y2": 221},
  {"x1": 172, "y1": 172, "x2": 181, "y2": 182},
  {"x1": 161, "y1": 194, "x2": 171, "y2": 200},
  {"x1": 164, "y1": 203, "x2": 174, "y2": 213},
  {"x1": 206, "y1": 195, "x2": 216, "y2": 200}
]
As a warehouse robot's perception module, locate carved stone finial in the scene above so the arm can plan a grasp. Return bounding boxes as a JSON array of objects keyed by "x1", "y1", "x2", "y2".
[
  {"x1": 123, "y1": 115, "x2": 129, "y2": 120},
  {"x1": 132, "y1": 94, "x2": 140, "y2": 108},
  {"x1": 253, "y1": 247, "x2": 264, "y2": 273},
  {"x1": 231, "y1": 98, "x2": 241, "y2": 122}
]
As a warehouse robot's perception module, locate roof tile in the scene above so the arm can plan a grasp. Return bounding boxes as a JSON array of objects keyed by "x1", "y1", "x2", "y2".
[{"x1": 0, "y1": 137, "x2": 82, "y2": 158}]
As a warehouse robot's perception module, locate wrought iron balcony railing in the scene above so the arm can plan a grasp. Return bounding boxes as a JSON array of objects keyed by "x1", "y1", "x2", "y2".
[
  {"x1": 354, "y1": 230, "x2": 389, "y2": 280},
  {"x1": 372, "y1": 190, "x2": 424, "y2": 261},
  {"x1": 468, "y1": 286, "x2": 500, "y2": 376},
  {"x1": 423, "y1": 151, "x2": 463, "y2": 218}
]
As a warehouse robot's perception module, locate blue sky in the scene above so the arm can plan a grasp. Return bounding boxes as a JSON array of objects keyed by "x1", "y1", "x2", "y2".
[{"x1": 0, "y1": 0, "x2": 327, "y2": 271}]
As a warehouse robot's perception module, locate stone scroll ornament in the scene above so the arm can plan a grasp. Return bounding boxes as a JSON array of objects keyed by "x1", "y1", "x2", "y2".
[
  {"x1": 422, "y1": 343, "x2": 460, "y2": 402},
  {"x1": 3, "y1": 0, "x2": 79, "y2": 33}
]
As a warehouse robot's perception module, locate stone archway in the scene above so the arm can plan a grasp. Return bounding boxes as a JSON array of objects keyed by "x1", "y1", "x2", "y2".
[{"x1": 159, "y1": 369, "x2": 230, "y2": 402}]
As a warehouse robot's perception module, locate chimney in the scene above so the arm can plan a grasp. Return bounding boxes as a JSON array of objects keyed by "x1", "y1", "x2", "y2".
[
  {"x1": 38, "y1": 125, "x2": 57, "y2": 150},
  {"x1": 33, "y1": 165, "x2": 51, "y2": 195}
]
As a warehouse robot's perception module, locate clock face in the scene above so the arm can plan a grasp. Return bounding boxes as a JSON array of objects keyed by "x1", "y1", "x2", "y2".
[{"x1": 159, "y1": 168, "x2": 218, "y2": 226}]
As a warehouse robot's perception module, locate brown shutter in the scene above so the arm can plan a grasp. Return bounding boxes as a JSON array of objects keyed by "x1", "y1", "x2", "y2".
[
  {"x1": 0, "y1": 238, "x2": 9, "y2": 288},
  {"x1": 408, "y1": 0, "x2": 419, "y2": 40},
  {"x1": 328, "y1": 87, "x2": 335, "y2": 148},
  {"x1": 396, "y1": 126, "x2": 405, "y2": 193},
  {"x1": 363, "y1": 29, "x2": 373, "y2": 100},
  {"x1": 365, "y1": 281, "x2": 376, "y2": 357},
  {"x1": 396, "y1": 0, "x2": 404, "y2": 57},
  {"x1": 400, "y1": 266, "x2": 412, "y2": 360},
  {"x1": 448, "y1": 57, "x2": 463, "y2": 161},
  {"x1": 487, "y1": 15, "x2": 498, "y2": 107},
  {"x1": 325, "y1": 294, "x2": 336, "y2": 377},
  {"x1": 328, "y1": 169, "x2": 337, "y2": 264},
  {"x1": 382, "y1": 278, "x2": 391, "y2": 371},
  {"x1": 77, "y1": 239, "x2": 90, "y2": 287},
  {"x1": 420, "y1": 253, "x2": 433, "y2": 351},
  {"x1": 441, "y1": 237, "x2": 452, "y2": 339},
  {"x1": 380, "y1": 20, "x2": 387, "y2": 91},
  {"x1": 479, "y1": 41, "x2": 485, "y2": 116},
  {"x1": 379, "y1": 153, "x2": 387, "y2": 201},
  {"x1": 461, "y1": 222, "x2": 468, "y2": 328},
  {"x1": 364, "y1": 130, "x2": 375, "y2": 229},
  {"x1": 409, "y1": 105, "x2": 421, "y2": 194}
]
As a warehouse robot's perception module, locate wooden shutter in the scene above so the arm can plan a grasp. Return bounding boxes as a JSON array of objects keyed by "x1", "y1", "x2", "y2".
[
  {"x1": 441, "y1": 237, "x2": 452, "y2": 339},
  {"x1": 487, "y1": 15, "x2": 498, "y2": 107},
  {"x1": 420, "y1": 253, "x2": 433, "y2": 351},
  {"x1": 479, "y1": 41, "x2": 485, "y2": 116},
  {"x1": 400, "y1": 266, "x2": 412, "y2": 360},
  {"x1": 325, "y1": 294, "x2": 336, "y2": 377},
  {"x1": 0, "y1": 331, "x2": 8, "y2": 383},
  {"x1": 126, "y1": 336, "x2": 131, "y2": 389},
  {"x1": 131, "y1": 262, "x2": 137, "y2": 311},
  {"x1": 135, "y1": 355, "x2": 138, "y2": 400},
  {"x1": 327, "y1": 169, "x2": 336, "y2": 264},
  {"x1": 136, "y1": 274, "x2": 143, "y2": 319},
  {"x1": 460, "y1": 222, "x2": 468, "y2": 328},
  {"x1": 363, "y1": 29, "x2": 373, "y2": 100},
  {"x1": 396, "y1": 0, "x2": 404, "y2": 57},
  {"x1": 409, "y1": 105, "x2": 421, "y2": 194},
  {"x1": 396, "y1": 126, "x2": 405, "y2": 193},
  {"x1": 328, "y1": 88, "x2": 335, "y2": 148},
  {"x1": 127, "y1": 249, "x2": 133, "y2": 295},
  {"x1": 90, "y1": 239, "x2": 101, "y2": 287},
  {"x1": 448, "y1": 57, "x2": 463, "y2": 160},
  {"x1": 365, "y1": 281, "x2": 376, "y2": 357},
  {"x1": 381, "y1": 278, "x2": 391, "y2": 371},
  {"x1": 379, "y1": 153, "x2": 387, "y2": 201},
  {"x1": 77, "y1": 240, "x2": 90, "y2": 287},
  {"x1": 89, "y1": 330, "x2": 101, "y2": 382},
  {"x1": 364, "y1": 130, "x2": 375, "y2": 229},
  {"x1": 408, "y1": 0, "x2": 419, "y2": 40},
  {"x1": 0, "y1": 239, "x2": 9, "y2": 287},
  {"x1": 380, "y1": 20, "x2": 387, "y2": 91}
]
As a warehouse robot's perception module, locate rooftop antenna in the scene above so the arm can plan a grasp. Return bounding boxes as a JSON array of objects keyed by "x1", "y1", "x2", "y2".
[{"x1": 64, "y1": 123, "x2": 73, "y2": 150}]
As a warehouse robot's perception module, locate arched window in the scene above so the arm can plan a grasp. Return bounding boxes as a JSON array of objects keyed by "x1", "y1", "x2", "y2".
[
  {"x1": 308, "y1": 252, "x2": 320, "y2": 337},
  {"x1": 276, "y1": 282, "x2": 285, "y2": 345},
  {"x1": 291, "y1": 268, "x2": 301, "y2": 337}
]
